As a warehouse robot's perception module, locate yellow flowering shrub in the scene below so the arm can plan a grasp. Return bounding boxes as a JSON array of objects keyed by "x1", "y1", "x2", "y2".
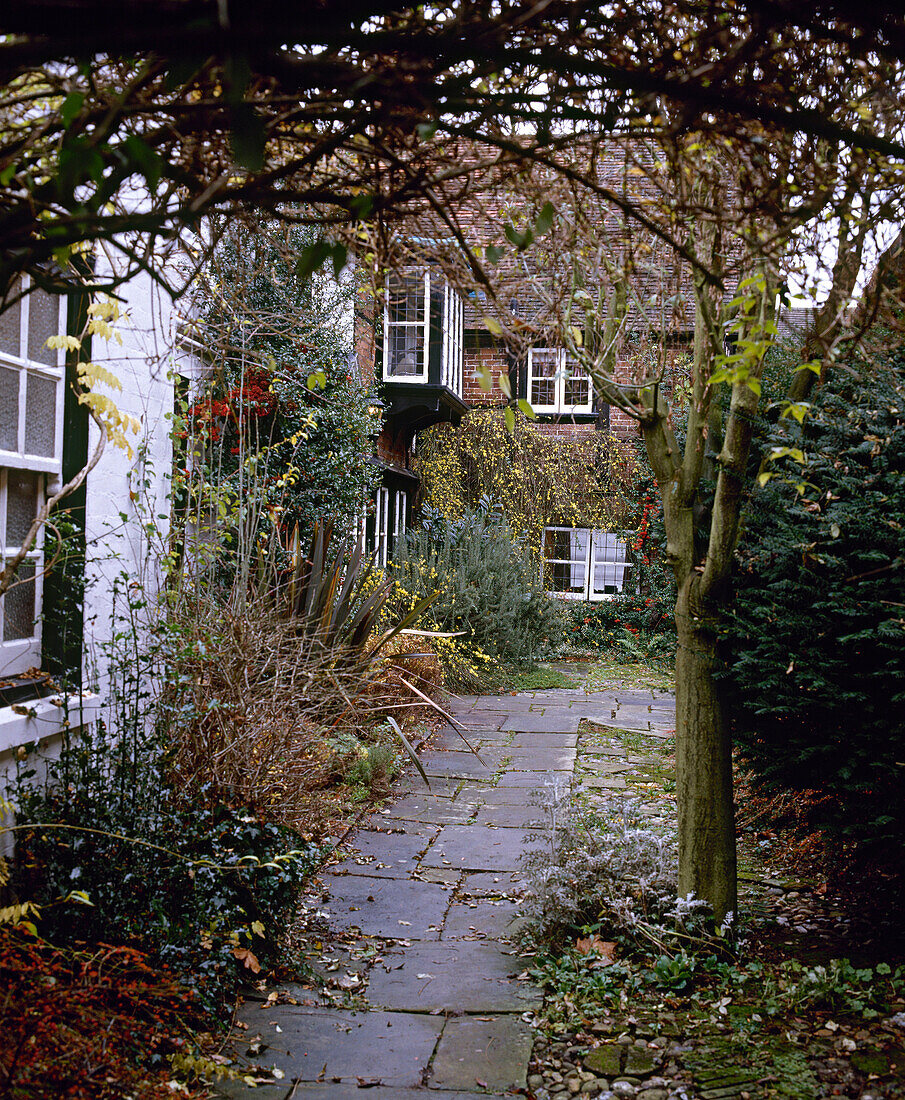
[{"x1": 416, "y1": 409, "x2": 642, "y2": 552}]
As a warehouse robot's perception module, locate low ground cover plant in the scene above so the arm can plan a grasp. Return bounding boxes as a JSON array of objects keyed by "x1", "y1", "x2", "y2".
[
  {"x1": 520, "y1": 778, "x2": 905, "y2": 1100},
  {"x1": 0, "y1": 925, "x2": 209, "y2": 1098},
  {"x1": 10, "y1": 711, "x2": 319, "y2": 1015}
]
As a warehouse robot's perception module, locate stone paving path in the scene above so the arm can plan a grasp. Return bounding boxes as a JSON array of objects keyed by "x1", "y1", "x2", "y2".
[{"x1": 215, "y1": 681, "x2": 676, "y2": 1100}]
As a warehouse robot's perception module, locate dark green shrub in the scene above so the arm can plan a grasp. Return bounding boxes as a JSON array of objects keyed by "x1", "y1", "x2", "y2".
[
  {"x1": 391, "y1": 503, "x2": 560, "y2": 685},
  {"x1": 722, "y1": 347, "x2": 905, "y2": 861},
  {"x1": 558, "y1": 597, "x2": 676, "y2": 662}
]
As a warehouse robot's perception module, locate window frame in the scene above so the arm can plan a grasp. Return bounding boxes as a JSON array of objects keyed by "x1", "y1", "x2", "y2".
[
  {"x1": 542, "y1": 526, "x2": 631, "y2": 602},
  {"x1": 382, "y1": 271, "x2": 464, "y2": 394},
  {"x1": 0, "y1": 277, "x2": 66, "y2": 476},
  {"x1": 527, "y1": 347, "x2": 593, "y2": 415},
  {"x1": 0, "y1": 468, "x2": 46, "y2": 674},
  {"x1": 382, "y1": 271, "x2": 430, "y2": 383},
  {"x1": 0, "y1": 277, "x2": 67, "y2": 676},
  {"x1": 373, "y1": 486, "x2": 390, "y2": 567},
  {"x1": 441, "y1": 283, "x2": 463, "y2": 394}
]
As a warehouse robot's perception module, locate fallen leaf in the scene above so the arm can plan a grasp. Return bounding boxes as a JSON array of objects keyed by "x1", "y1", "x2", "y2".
[
  {"x1": 576, "y1": 935, "x2": 617, "y2": 961},
  {"x1": 232, "y1": 947, "x2": 262, "y2": 973}
]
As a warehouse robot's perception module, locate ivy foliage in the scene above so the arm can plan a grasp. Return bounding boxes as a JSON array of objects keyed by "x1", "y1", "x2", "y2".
[
  {"x1": 416, "y1": 408, "x2": 641, "y2": 553},
  {"x1": 13, "y1": 576, "x2": 317, "y2": 1014},
  {"x1": 722, "y1": 345, "x2": 905, "y2": 854},
  {"x1": 181, "y1": 219, "x2": 379, "y2": 571}
]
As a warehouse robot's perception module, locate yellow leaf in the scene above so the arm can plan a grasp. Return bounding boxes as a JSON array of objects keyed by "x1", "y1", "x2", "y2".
[
  {"x1": 45, "y1": 334, "x2": 81, "y2": 351},
  {"x1": 232, "y1": 946, "x2": 262, "y2": 973},
  {"x1": 483, "y1": 316, "x2": 503, "y2": 337}
]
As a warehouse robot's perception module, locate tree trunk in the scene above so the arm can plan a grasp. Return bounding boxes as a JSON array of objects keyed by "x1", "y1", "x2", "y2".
[{"x1": 674, "y1": 577, "x2": 737, "y2": 924}]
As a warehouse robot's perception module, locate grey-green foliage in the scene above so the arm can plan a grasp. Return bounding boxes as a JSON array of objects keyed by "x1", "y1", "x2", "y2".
[
  {"x1": 518, "y1": 780, "x2": 690, "y2": 947},
  {"x1": 392, "y1": 503, "x2": 559, "y2": 662}
]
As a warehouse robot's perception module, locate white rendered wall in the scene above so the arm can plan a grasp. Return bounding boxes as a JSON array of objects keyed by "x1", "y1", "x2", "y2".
[
  {"x1": 80, "y1": 257, "x2": 177, "y2": 695},
  {"x1": 0, "y1": 255, "x2": 178, "y2": 816}
]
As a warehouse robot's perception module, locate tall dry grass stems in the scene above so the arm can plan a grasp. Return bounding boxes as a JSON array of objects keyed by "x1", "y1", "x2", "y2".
[{"x1": 163, "y1": 523, "x2": 446, "y2": 829}]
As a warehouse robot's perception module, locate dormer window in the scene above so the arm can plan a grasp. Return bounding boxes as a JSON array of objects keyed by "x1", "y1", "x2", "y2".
[
  {"x1": 528, "y1": 347, "x2": 593, "y2": 415},
  {"x1": 382, "y1": 271, "x2": 463, "y2": 395}
]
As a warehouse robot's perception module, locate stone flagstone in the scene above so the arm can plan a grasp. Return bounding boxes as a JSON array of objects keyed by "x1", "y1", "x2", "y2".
[
  {"x1": 217, "y1": 677, "x2": 676, "y2": 1099},
  {"x1": 365, "y1": 940, "x2": 541, "y2": 1011},
  {"x1": 430, "y1": 1013, "x2": 534, "y2": 1091}
]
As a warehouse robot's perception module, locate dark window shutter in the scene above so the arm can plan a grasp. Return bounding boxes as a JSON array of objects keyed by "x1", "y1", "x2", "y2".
[{"x1": 508, "y1": 347, "x2": 527, "y2": 401}]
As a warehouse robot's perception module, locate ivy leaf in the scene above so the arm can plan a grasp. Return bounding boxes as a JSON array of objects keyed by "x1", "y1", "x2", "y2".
[
  {"x1": 504, "y1": 406, "x2": 515, "y2": 432},
  {"x1": 485, "y1": 244, "x2": 505, "y2": 265},
  {"x1": 534, "y1": 200, "x2": 555, "y2": 236},
  {"x1": 349, "y1": 193, "x2": 375, "y2": 219},
  {"x1": 498, "y1": 373, "x2": 512, "y2": 399},
  {"x1": 123, "y1": 135, "x2": 162, "y2": 191},
  {"x1": 330, "y1": 243, "x2": 348, "y2": 279},
  {"x1": 504, "y1": 223, "x2": 533, "y2": 250},
  {"x1": 296, "y1": 240, "x2": 331, "y2": 280},
  {"x1": 416, "y1": 121, "x2": 437, "y2": 141},
  {"x1": 517, "y1": 398, "x2": 536, "y2": 420},
  {"x1": 483, "y1": 316, "x2": 503, "y2": 337}
]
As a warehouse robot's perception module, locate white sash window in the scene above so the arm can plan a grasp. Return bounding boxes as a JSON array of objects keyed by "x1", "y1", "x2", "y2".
[
  {"x1": 528, "y1": 348, "x2": 593, "y2": 414},
  {"x1": 0, "y1": 278, "x2": 66, "y2": 674},
  {"x1": 543, "y1": 527, "x2": 631, "y2": 601}
]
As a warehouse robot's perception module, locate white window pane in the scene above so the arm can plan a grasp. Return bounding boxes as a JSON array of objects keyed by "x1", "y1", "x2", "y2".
[
  {"x1": 3, "y1": 560, "x2": 36, "y2": 641},
  {"x1": 27, "y1": 288, "x2": 60, "y2": 366},
  {"x1": 0, "y1": 365, "x2": 20, "y2": 450},
  {"x1": 548, "y1": 559, "x2": 586, "y2": 595},
  {"x1": 388, "y1": 274, "x2": 423, "y2": 324},
  {"x1": 593, "y1": 560, "x2": 629, "y2": 594},
  {"x1": 387, "y1": 326, "x2": 424, "y2": 375},
  {"x1": 564, "y1": 362, "x2": 591, "y2": 407},
  {"x1": 385, "y1": 273, "x2": 426, "y2": 379},
  {"x1": 6, "y1": 470, "x2": 40, "y2": 545},
  {"x1": 543, "y1": 528, "x2": 571, "y2": 560},
  {"x1": 0, "y1": 294, "x2": 21, "y2": 358},
  {"x1": 24, "y1": 374, "x2": 57, "y2": 457},
  {"x1": 530, "y1": 349, "x2": 559, "y2": 407},
  {"x1": 593, "y1": 532, "x2": 626, "y2": 561}
]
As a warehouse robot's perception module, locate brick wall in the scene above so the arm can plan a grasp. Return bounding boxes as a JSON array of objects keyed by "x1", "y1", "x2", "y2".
[
  {"x1": 462, "y1": 344, "x2": 640, "y2": 442},
  {"x1": 462, "y1": 345, "x2": 511, "y2": 406},
  {"x1": 376, "y1": 429, "x2": 409, "y2": 468}
]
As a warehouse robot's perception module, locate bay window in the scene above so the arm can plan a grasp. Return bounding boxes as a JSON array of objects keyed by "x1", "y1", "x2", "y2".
[{"x1": 382, "y1": 271, "x2": 464, "y2": 396}]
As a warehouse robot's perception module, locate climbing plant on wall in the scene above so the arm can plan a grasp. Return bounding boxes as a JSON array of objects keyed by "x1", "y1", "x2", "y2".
[
  {"x1": 415, "y1": 408, "x2": 641, "y2": 554},
  {"x1": 178, "y1": 218, "x2": 380, "y2": 584}
]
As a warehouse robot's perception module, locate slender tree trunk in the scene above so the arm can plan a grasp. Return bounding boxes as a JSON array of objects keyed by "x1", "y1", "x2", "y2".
[{"x1": 674, "y1": 577, "x2": 736, "y2": 923}]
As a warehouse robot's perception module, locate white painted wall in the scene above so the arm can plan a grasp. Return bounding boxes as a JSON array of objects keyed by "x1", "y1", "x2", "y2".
[
  {"x1": 0, "y1": 257, "x2": 177, "y2": 814},
  {"x1": 80, "y1": 260, "x2": 177, "y2": 695}
]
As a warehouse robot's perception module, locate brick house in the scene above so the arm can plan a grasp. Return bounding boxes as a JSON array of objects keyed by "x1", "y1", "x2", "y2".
[{"x1": 355, "y1": 242, "x2": 696, "y2": 600}]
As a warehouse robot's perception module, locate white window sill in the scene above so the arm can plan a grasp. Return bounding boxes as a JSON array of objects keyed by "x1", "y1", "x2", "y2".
[{"x1": 0, "y1": 692, "x2": 103, "y2": 756}]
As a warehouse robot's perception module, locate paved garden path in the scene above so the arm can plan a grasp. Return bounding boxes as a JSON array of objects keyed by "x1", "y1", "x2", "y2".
[{"x1": 216, "y1": 680, "x2": 675, "y2": 1100}]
